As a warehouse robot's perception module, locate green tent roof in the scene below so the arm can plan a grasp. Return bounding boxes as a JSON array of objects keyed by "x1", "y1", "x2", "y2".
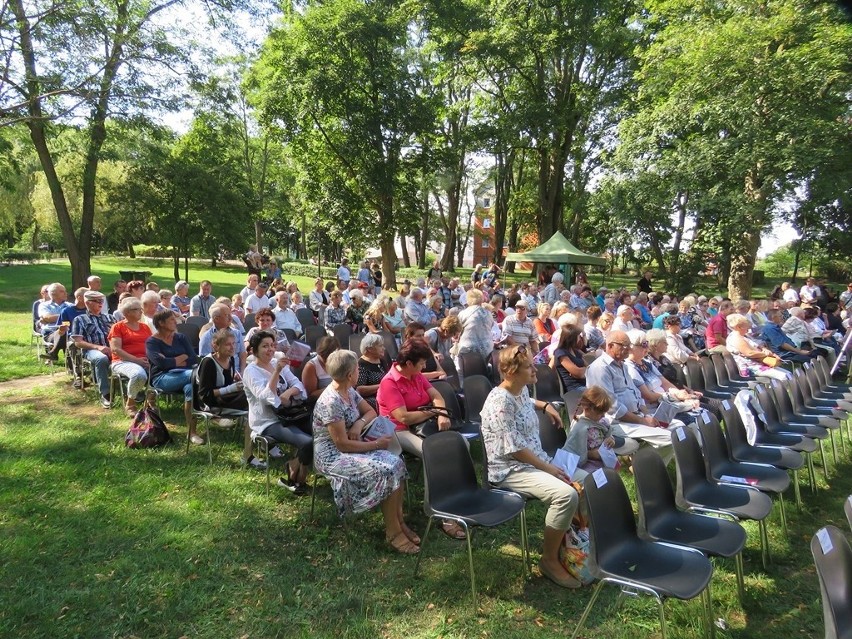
[{"x1": 505, "y1": 231, "x2": 607, "y2": 266}]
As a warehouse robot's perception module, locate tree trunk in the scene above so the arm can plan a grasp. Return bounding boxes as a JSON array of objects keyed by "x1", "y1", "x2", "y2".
[
  {"x1": 668, "y1": 191, "x2": 688, "y2": 290},
  {"x1": 506, "y1": 216, "x2": 519, "y2": 273},
  {"x1": 727, "y1": 171, "x2": 769, "y2": 301},
  {"x1": 399, "y1": 232, "x2": 410, "y2": 268},
  {"x1": 255, "y1": 219, "x2": 263, "y2": 254},
  {"x1": 456, "y1": 177, "x2": 474, "y2": 268},
  {"x1": 127, "y1": 241, "x2": 136, "y2": 259},
  {"x1": 493, "y1": 149, "x2": 515, "y2": 266},
  {"x1": 173, "y1": 246, "x2": 180, "y2": 282}
]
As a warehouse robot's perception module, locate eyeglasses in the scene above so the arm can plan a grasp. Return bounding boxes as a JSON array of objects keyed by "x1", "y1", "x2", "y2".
[
  {"x1": 637, "y1": 341, "x2": 649, "y2": 348},
  {"x1": 610, "y1": 341, "x2": 631, "y2": 348}
]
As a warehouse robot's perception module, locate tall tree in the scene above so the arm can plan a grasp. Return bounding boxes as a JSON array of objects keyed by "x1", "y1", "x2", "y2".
[{"x1": 250, "y1": 0, "x2": 434, "y2": 289}]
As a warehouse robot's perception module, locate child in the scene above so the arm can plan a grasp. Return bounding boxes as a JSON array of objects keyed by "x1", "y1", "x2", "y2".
[{"x1": 564, "y1": 386, "x2": 618, "y2": 473}]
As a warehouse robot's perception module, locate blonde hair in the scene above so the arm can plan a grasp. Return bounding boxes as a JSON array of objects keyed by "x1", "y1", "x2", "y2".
[{"x1": 466, "y1": 288, "x2": 484, "y2": 305}]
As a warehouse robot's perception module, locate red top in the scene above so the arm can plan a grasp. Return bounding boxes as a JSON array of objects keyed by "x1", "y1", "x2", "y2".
[
  {"x1": 377, "y1": 365, "x2": 434, "y2": 432},
  {"x1": 705, "y1": 313, "x2": 728, "y2": 350},
  {"x1": 108, "y1": 321, "x2": 152, "y2": 361}
]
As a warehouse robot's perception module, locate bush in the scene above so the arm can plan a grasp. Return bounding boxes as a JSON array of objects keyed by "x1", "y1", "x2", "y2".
[
  {"x1": 132, "y1": 244, "x2": 173, "y2": 258},
  {"x1": 0, "y1": 250, "x2": 40, "y2": 264},
  {"x1": 277, "y1": 261, "x2": 338, "y2": 280}
]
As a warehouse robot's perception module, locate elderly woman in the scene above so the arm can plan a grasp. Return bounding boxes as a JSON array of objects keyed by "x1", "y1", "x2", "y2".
[
  {"x1": 198, "y1": 328, "x2": 248, "y2": 417},
  {"x1": 356, "y1": 333, "x2": 388, "y2": 410},
  {"x1": 625, "y1": 329, "x2": 698, "y2": 427},
  {"x1": 324, "y1": 290, "x2": 347, "y2": 332},
  {"x1": 109, "y1": 297, "x2": 152, "y2": 415},
  {"x1": 550, "y1": 325, "x2": 587, "y2": 395},
  {"x1": 480, "y1": 345, "x2": 581, "y2": 588},
  {"x1": 173, "y1": 281, "x2": 191, "y2": 314},
  {"x1": 127, "y1": 280, "x2": 145, "y2": 299},
  {"x1": 727, "y1": 313, "x2": 792, "y2": 381},
  {"x1": 140, "y1": 290, "x2": 160, "y2": 330},
  {"x1": 427, "y1": 292, "x2": 446, "y2": 323},
  {"x1": 424, "y1": 315, "x2": 461, "y2": 363},
  {"x1": 456, "y1": 288, "x2": 494, "y2": 361},
  {"x1": 664, "y1": 315, "x2": 699, "y2": 364},
  {"x1": 345, "y1": 289, "x2": 367, "y2": 330},
  {"x1": 598, "y1": 311, "x2": 615, "y2": 338},
  {"x1": 303, "y1": 336, "x2": 340, "y2": 401},
  {"x1": 146, "y1": 309, "x2": 199, "y2": 442},
  {"x1": 381, "y1": 297, "x2": 406, "y2": 338},
  {"x1": 243, "y1": 330, "x2": 312, "y2": 494},
  {"x1": 312, "y1": 350, "x2": 415, "y2": 552},
  {"x1": 245, "y1": 307, "x2": 289, "y2": 358}
]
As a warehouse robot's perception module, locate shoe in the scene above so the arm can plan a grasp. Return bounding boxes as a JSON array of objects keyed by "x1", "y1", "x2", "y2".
[
  {"x1": 387, "y1": 531, "x2": 420, "y2": 555},
  {"x1": 538, "y1": 560, "x2": 582, "y2": 589},
  {"x1": 73, "y1": 379, "x2": 83, "y2": 389},
  {"x1": 211, "y1": 417, "x2": 236, "y2": 427},
  {"x1": 293, "y1": 483, "x2": 308, "y2": 496},
  {"x1": 189, "y1": 434, "x2": 205, "y2": 446},
  {"x1": 441, "y1": 520, "x2": 467, "y2": 540},
  {"x1": 268, "y1": 445, "x2": 284, "y2": 459},
  {"x1": 277, "y1": 477, "x2": 297, "y2": 493},
  {"x1": 100, "y1": 395, "x2": 111, "y2": 409},
  {"x1": 244, "y1": 455, "x2": 267, "y2": 471}
]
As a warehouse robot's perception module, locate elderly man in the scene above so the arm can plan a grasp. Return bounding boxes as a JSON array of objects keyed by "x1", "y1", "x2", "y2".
[
  {"x1": 189, "y1": 280, "x2": 214, "y2": 319},
  {"x1": 199, "y1": 303, "x2": 247, "y2": 372},
  {"x1": 404, "y1": 287, "x2": 435, "y2": 327},
  {"x1": 45, "y1": 286, "x2": 89, "y2": 362},
  {"x1": 840, "y1": 283, "x2": 852, "y2": 310},
  {"x1": 781, "y1": 282, "x2": 799, "y2": 304},
  {"x1": 761, "y1": 309, "x2": 817, "y2": 363},
  {"x1": 86, "y1": 275, "x2": 102, "y2": 291},
  {"x1": 70, "y1": 291, "x2": 115, "y2": 407},
  {"x1": 38, "y1": 283, "x2": 71, "y2": 360},
  {"x1": 568, "y1": 285, "x2": 593, "y2": 312},
  {"x1": 501, "y1": 299, "x2": 538, "y2": 353},
  {"x1": 273, "y1": 292, "x2": 302, "y2": 337},
  {"x1": 595, "y1": 287, "x2": 608, "y2": 309},
  {"x1": 105, "y1": 279, "x2": 126, "y2": 314},
  {"x1": 586, "y1": 331, "x2": 675, "y2": 460},
  {"x1": 239, "y1": 274, "x2": 260, "y2": 302},
  {"x1": 705, "y1": 300, "x2": 733, "y2": 354},
  {"x1": 245, "y1": 280, "x2": 274, "y2": 314},
  {"x1": 611, "y1": 304, "x2": 636, "y2": 333},
  {"x1": 541, "y1": 272, "x2": 565, "y2": 306}
]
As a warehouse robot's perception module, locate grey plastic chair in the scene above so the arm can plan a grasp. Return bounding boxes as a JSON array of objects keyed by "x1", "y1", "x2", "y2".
[{"x1": 810, "y1": 525, "x2": 852, "y2": 639}]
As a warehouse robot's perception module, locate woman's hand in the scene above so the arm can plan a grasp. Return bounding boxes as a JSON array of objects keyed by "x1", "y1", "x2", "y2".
[
  {"x1": 544, "y1": 462, "x2": 571, "y2": 483},
  {"x1": 373, "y1": 436, "x2": 392, "y2": 450},
  {"x1": 437, "y1": 415, "x2": 451, "y2": 431},
  {"x1": 544, "y1": 403, "x2": 563, "y2": 429},
  {"x1": 279, "y1": 387, "x2": 300, "y2": 403},
  {"x1": 175, "y1": 354, "x2": 188, "y2": 367}
]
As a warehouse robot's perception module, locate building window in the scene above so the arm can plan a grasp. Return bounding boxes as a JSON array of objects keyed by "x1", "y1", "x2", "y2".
[
  {"x1": 483, "y1": 198, "x2": 490, "y2": 208},
  {"x1": 482, "y1": 218, "x2": 491, "y2": 229},
  {"x1": 481, "y1": 238, "x2": 490, "y2": 248}
]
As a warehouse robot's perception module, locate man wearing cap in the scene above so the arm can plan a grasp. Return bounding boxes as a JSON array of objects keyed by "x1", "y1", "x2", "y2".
[
  {"x1": 501, "y1": 299, "x2": 538, "y2": 352},
  {"x1": 70, "y1": 291, "x2": 115, "y2": 407},
  {"x1": 245, "y1": 281, "x2": 274, "y2": 314}
]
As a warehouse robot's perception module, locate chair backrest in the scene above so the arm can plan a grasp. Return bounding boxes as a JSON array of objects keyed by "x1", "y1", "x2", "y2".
[
  {"x1": 583, "y1": 468, "x2": 639, "y2": 564},
  {"x1": 282, "y1": 328, "x2": 297, "y2": 343},
  {"x1": 332, "y1": 322, "x2": 352, "y2": 345},
  {"x1": 671, "y1": 361, "x2": 689, "y2": 388},
  {"x1": 698, "y1": 413, "x2": 732, "y2": 475},
  {"x1": 32, "y1": 299, "x2": 41, "y2": 331},
  {"x1": 242, "y1": 313, "x2": 256, "y2": 332},
  {"x1": 770, "y1": 379, "x2": 797, "y2": 420},
  {"x1": 684, "y1": 359, "x2": 707, "y2": 393},
  {"x1": 755, "y1": 384, "x2": 782, "y2": 424},
  {"x1": 458, "y1": 351, "x2": 488, "y2": 380},
  {"x1": 304, "y1": 325, "x2": 327, "y2": 351},
  {"x1": 421, "y1": 431, "x2": 480, "y2": 515},
  {"x1": 462, "y1": 374, "x2": 493, "y2": 422},
  {"x1": 711, "y1": 352, "x2": 735, "y2": 386},
  {"x1": 176, "y1": 322, "x2": 201, "y2": 354},
  {"x1": 722, "y1": 352, "x2": 747, "y2": 383},
  {"x1": 186, "y1": 315, "x2": 208, "y2": 328},
  {"x1": 431, "y1": 380, "x2": 462, "y2": 419},
  {"x1": 671, "y1": 424, "x2": 712, "y2": 507},
  {"x1": 701, "y1": 356, "x2": 725, "y2": 390},
  {"x1": 813, "y1": 357, "x2": 832, "y2": 388},
  {"x1": 295, "y1": 307, "x2": 316, "y2": 333},
  {"x1": 810, "y1": 525, "x2": 852, "y2": 639},
  {"x1": 489, "y1": 350, "x2": 503, "y2": 384},
  {"x1": 562, "y1": 387, "x2": 584, "y2": 422},
  {"x1": 538, "y1": 410, "x2": 566, "y2": 457},
  {"x1": 380, "y1": 331, "x2": 398, "y2": 361},
  {"x1": 789, "y1": 371, "x2": 811, "y2": 409},
  {"x1": 633, "y1": 446, "x2": 679, "y2": 535},
  {"x1": 719, "y1": 399, "x2": 751, "y2": 457},
  {"x1": 440, "y1": 355, "x2": 462, "y2": 391},
  {"x1": 534, "y1": 364, "x2": 563, "y2": 403},
  {"x1": 348, "y1": 332, "x2": 365, "y2": 354},
  {"x1": 845, "y1": 495, "x2": 852, "y2": 533},
  {"x1": 804, "y1": 365, "x2": 825, "y2": 398},
  {"x1": 190, "y1": 364, "x2": 204, "y2": 412}
]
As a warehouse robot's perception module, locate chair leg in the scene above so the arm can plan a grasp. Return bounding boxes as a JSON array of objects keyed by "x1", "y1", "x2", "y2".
[
  {"x1": 659, "y1": 598, "x2": 667, "y2": 639},
  {"x1": 414, "y1": 517, "x2": 434, "y2": 577},
  {"x1": 519, "y1": 508, "x2": 529, "y2": 578},
  {"x1": 734, "y1": 551, "x2": 745, "y2": 604},
  {"x1": 819, "y1": 439, "x2": 830, "y2": 481},
  {"x1": 206, "y1": 419, "x2": 213, "y2": 465},
  {"x1": 792, "y1": 469, "x2": 801, "y2": 510},
  {"x1": 829, "y1": 429, "x2": 838, "y2": 466},
  {"x1": 461, "y1": 520, "x2": 476, "y2": 604},
  {"x1": 309, "y1": 472, "x2": 318, "y2": 520},
  {"x1": 807, "y1": 453, "x2": 816, "y2": 494},
  {"x1": 570, "y1": 580, "x2": 606, "y2": 639},
  {"x1": 778, "y1": 493, "x2": 787, "y2": 537},
  {"x1": 702, "y1": 586, "x2": 715, "y2": 639},
  {"x1": 759, "y1": 519, "x2": 770, "y2": 569}
]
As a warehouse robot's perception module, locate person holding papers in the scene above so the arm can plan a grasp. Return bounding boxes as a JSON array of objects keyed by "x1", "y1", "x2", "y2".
[
  {"x1": 312, "y1": 350, "x2": 414, "y2": 554},
  {"x1": 479, "y1": 344, "x2": 582, "y2": 589}
]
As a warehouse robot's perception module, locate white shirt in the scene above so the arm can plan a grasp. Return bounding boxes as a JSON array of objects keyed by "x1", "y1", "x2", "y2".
[
  {"x1": 799, "y1": 284, "x2": 820, "y2": 303},
  {"x1": 245, "y1": 293, "x2": 274, "y2": 314},
  {"x1": 239, "y1": 285, "x2": 256, "y2": 301},
  {"x1": 783, "y1": 288, "x2": 800, "y2": 303},
  {"x1": 274, "y1": 307, "x2": 302, "y2": 335},
  {"x1": 243, "y1": 360, "x2": 307, "y2": 435},
  {"x1": 337, "y1": 265, "x2": 351, "y2": 282}
]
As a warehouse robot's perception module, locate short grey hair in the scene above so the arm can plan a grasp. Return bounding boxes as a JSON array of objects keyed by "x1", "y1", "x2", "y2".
[
  {"x1": 141, "y1": 291, "x2": 160, "y2": 306},
  {"x1": 551, "y1": 272, "x2": 564, "y2": 284},
  {"x1": 118, "y1": 297, "x2": 142, "y2": 314},
  {"x1": 627, "y1": 329, "x2": 647, "y2": 346},
  {"x1": 360, "y1": 332, "x2": 384, "y2": 355},
  {"x1": 646, "y1": 328, "x2": 667, "y2": 347},
  {"x1": 209, "y1": 303, "x2": 230, "y2": 320},
  {"x1": 326, "y1": 349, "x2": 358, "y2": 382},
  {"x1": 175, "y1": 280, "x2": 188, "y2": 292}
]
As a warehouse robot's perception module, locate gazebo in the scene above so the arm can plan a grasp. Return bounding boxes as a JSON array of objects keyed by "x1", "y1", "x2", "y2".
[{"x1": 505, "y1": 231, "x2": 606, "y2": 272}]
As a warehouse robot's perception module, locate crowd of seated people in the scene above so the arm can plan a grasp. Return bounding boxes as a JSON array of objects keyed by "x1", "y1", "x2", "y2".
[{"x1": 31, "y1": 263, "x2": 851, "y2": 568}]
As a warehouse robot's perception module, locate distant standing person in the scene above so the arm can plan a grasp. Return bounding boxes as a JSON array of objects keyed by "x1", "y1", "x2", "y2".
[
  {"x1": 426, "y1": 260, "x2": 441, "y2": 281},
  {"x1": 370, "y1": 262, "x2": 383, "y2": 295},
  {"x1": 337, "y1": 258, "x2": 351, "y2": 289},
  {"x1": 637, "y1": 270, "x2": 653, "y2": 294}
]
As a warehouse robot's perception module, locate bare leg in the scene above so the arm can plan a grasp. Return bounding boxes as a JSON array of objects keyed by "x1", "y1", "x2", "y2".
[
  {"x1": 395, "y1": 481, "x2": 419, "y2": 543},
  {"x1": 184, "y1": 401, "x2": 197, "y2": 436},
  {"x1": 383, "y1": 488, "x2": 418, "y2": 553}
]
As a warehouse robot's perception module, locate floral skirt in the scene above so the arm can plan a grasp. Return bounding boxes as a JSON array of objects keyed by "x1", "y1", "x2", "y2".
[{"x1": 315, "y1": 447, "x2": 407, "y2": 518}]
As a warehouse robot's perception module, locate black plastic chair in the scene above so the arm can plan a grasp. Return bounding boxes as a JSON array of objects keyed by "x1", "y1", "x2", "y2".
[
  {"x1": 458, "y1": 351, "x2": 489, "y2": 381},
  {"x1": 719, "y1": 400, "x2": 804, "y2": 508},
  {"x1": 379, "y1": 331, "x2": 399, "y2": 362},
  {"x1": 571, "y1": 467, "x2": 715, "y2": 639},
  {"x1": 534, "y1": 364, "x2": 566, "y2": 411},
  {"x1": 190, "y1": 364, "x2": 247, "y2": 464},
  {"x1": 295, "y1": 307, "x2": 316, "y2": 333},
  {"x1": 414, "y1": 431, "x2": 528, "y2": 606},
  {"x1": 418, "y1": 381, "x2": 481, "y2": 439},
  {"x1": 331, "y1": 323, "x2": 352, "y2": 347},
  {"x1": 810, "y1": 525, "x2": 852, "y2": 639},
  {"x1": 303, "y1": 325, "x2": 327, "y2": 352},
  {"x1": 787, "y1": 374, "x2": 842, "y2": 466},
  {"x1": 685, "y1": 358, "x2": 730, "y2": 400},
  {"x1": 348, "y1": 332, "x2": 365, "y2": 354},
  {"x1": 538, "y1": 410, "x2": 567, "y2": 457},
  {"x1": 670, "y1": 426, "x2": 773, "y2": 568},
  {"x1": 701, "y1": 356, "x2": 740, "y2": 396},
  {"x1": 461, "y1": 374, "x2": 493, "y2": 424},
  {"x1": 282, "y1": 328, "x2": 298, "y2": 343},
  {"x1": 176, "y1": 322, "x2": 201, "y2": 354},
  {"x1": 698, "y1": 416, "x2": 791, "y2": 536},
  {"x1": 242, "y1": 313, "x2": 256, "y2": 332},
  {"x1": 633, "y1": 447, "x2": 747, "y2": 602},
  {"x1": 711, "y1": 352, "x2": 752, "y2": 390},
  {"x1": 815, "y1": 356, "x2": 852, "y2": 392},
  {"x1": 185, "y1": 315, "x2": 208, "y2": 328},
  {"x1": 721, "y1": 352, "x2": 759, "y2": 387},
  {"x1": 440, "y1": 355, "x2": 462, "y2": 392},
  {"x1": 805, "y1": 361, "x2": 852, "y2": 402}
]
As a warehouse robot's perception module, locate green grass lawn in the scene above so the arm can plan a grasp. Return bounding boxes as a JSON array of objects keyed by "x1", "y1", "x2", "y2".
[{"x1": 1, "y1": 257, "x2": 850, "y2": 638}]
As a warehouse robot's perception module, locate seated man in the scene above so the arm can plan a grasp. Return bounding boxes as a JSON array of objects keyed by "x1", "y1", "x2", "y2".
[
  {"x1": 239, "y1": 274, "x2": 260, "y2": 302},
  {"x1": 70, "y1": 291, "x2": 115, "y2": 407},
  {"x1": 38, "y1": 283, "x2": 70, "y2": 360},
  {"x1": 106, "y1": 279, "x2": 126, "y2": 314},
  {"x1": 244, "y1": 280, "x2": 274, "y2": 314},
  {"x1": 761, "y1": 309, "x2": 817, "y2": 363},
  {"x1": 403, "y1": 288, "x2": 435, "y2": 327},
  {"x1": 189, "y1": 280, "x2": 214, "y2": 319},
  {"x1": 273, "y1": 292, "x2": 302, "y2": 337},
  {"x1": 199, "y1": 303, "x2": 247, "y2": 372}
]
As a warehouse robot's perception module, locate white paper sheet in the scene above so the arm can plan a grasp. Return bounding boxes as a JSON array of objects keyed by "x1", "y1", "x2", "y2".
[
  {"x1": 598, "y1": 445, "x2": 618, "y2": 469},
  {"x1": 816, "y1": 528, "x2": 833, "y2": 555},
  {"x1": 592, "y1": 468, "x2": 607, "y2": 488},
  {"x1": 553, "y1": 448, "x2": 580, "y2": 479}
]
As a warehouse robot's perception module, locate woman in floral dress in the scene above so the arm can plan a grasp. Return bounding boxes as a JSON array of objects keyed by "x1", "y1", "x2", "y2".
[{"x1": 312, "y1": 350, "x2": 417, "y2": 554}]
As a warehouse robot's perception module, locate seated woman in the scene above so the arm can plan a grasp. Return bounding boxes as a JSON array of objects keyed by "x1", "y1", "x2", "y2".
[
  {"x1": 598, "y1": 311, "x2": 615, "y2": 338},
  {"x1": 345, "y1": 289, "x2": 367, "y2": 331},
  {"x1": 231, "y1": 294, "x2": 246, "y2": 322},
  {"x1": 565, "y1": 386, "x2": 618, "y2": 474},
  {"x1": 264, "y1": 259, "x2": 282, "y2": 283},
  {"x1": 109, "y1": 297, "x2": 152, "y2": 415},
  {"x1": 198, "y1": 328, "x2": 249, "y2": 418},
  {"x1": 533, "y1": 302, "x2": 556, "y2": 344},
  {"x1": 173, "y1": 281, "x2": 191, "y2": 315},
  {"x1": 727, "y1": 314, "x2": 793, "y2": 382},
  {"x1": 404, "y1": 323, "x2": 446, "y2": 381},
  {"x1": 625, "y1": 329, "x2": 700, "y2": 426},
  {"x1": 363, "y1": 296, "x2": 388, "y2": 333},
  {"x1": 381, "y1": 297, "x2": 406, "y2": 339},
  {"x1": 426, "y1": 292, "x2": 446, "y2": 324},
  {"x1": 424, "y1": 315, "x2": 461, "y2": 363},
  {"x1": 243, "y1": 330, "x2": 312, "y2": 494},
  {"x1": 356, "y1": 333, "x2": 388, "y2": 410},
  {"x1": 550, "y1": 325, "x2": 586, "y2": 395},
  {"x1": 245, "y1": 308, "x2": 289, "y2": 360},
  {"x1": 582, "y1": 306, "x2": 605, "y2": 353},
  {"x1": 312, "y1": 350, "x2": 415, "y2": 553},
  {"x1": 324, "y1": 290, "x2": 347, "y2": 332},
  {"x1": 303, "y1": 336, "x2": 340, "y2": 402},
  {"x1": 664, "y1": 315, "x2": 699, "y2": 364},
  {"x1": 145, "y1": 310, "x2": 199, "y2": 443},
  {"x1": 479, "y1": 345, "x2": 581, "y2": 589}
]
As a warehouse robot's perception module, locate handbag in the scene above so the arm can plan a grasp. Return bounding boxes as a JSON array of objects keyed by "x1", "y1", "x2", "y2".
[
  {"x1": 559, "y1": 524, "x2": 595, "y2": 585},
  {"x1": 125, "y1": 406, "x2": 172, "y2": 449},
  {"x1": 761, "y1": 355, "x2": 780, "y2": 368},
  {"x1": 274, "y1": 401, "x2": 311, "y2": 425}
]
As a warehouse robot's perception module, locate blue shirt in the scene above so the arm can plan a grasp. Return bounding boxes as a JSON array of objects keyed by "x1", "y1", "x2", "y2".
[
  {"x1": 635, "y1": 303, "x2": 653, "y2": 325},
  {"x1": 761, "y1": 323, "x2": 796, "y2": 355},
  {"x1": 145, "y1": 333, "x2": 198, "y2": 380},
  {"x1": 70, "y1": 312, "x2": 114, "y2": 346},
  {"x1": 652, "y1": 312, "x2": 670, "y2": 330}
]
